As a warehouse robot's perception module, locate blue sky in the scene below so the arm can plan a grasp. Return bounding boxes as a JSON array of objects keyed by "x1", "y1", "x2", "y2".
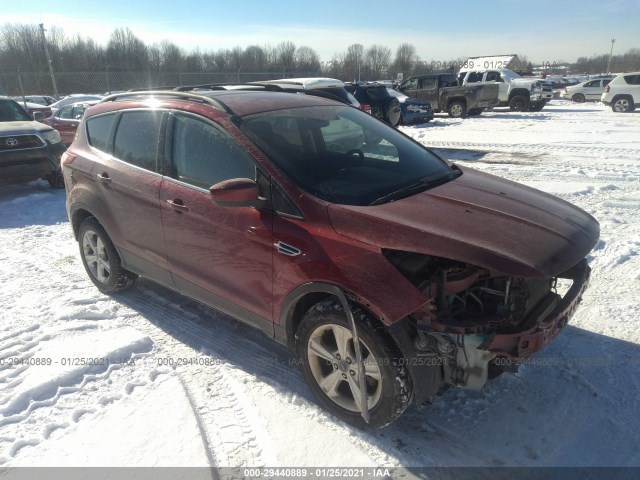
[{"x1": 3, "y1": 0, "x2": 639, "y2": 63}]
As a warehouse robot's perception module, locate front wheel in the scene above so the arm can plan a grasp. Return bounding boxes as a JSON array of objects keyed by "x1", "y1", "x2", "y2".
[
  {"x1": 46, "y1": 170, "x2": 65, "y2": 189},
  {"x1": 296, "y1": 300, "x2": 412, "y2": 428},
  {"x1": 571, "y1": 93, "x2": 585, "y2": 103},
  {"x1": 509, "y1": 95, "x2": 530, "y2": 111},
  {"x1": 78, "y1": 218, "x2": 137, "y2": 293},
  {"x1": 447, "y1": 100, "x2": 467, "y2": 118}
]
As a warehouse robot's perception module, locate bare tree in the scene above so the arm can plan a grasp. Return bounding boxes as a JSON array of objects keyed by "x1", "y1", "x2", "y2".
[
  {"x1": 295, "y1": 45, "x2": 320, "y2": 73},
  {"x1": 275, "y1": 41, "x2": 296, "y2": 75},
  {"x1": 392, "y1": 43, "x2": 417, "y2": 76},
  {"x1": 106, "y1": 28, "x2": 148, "y2": 69},
  {"x1": 343, "y1": 43, "x2": 364, "y2": 81},
  {"x1": 242, "y1": 45, "x2": 268, "y2": 71},
  {"x1": 365, "y1": 45, "x2": 391, "y2": 79}
]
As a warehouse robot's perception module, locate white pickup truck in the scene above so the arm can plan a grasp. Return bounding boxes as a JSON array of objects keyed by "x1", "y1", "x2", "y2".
[{"x1": 457, "y1": 68, "x2": 553, "y2": 112}]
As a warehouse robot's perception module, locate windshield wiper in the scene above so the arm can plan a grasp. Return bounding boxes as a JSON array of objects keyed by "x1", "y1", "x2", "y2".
[{"x1": 369, "y1": 168, "x2": 462, "y2": 206}]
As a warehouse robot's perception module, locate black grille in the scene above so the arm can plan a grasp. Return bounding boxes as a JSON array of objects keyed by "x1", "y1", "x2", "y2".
[{"x1": 0, "y1": 135, "x2": 45, "y2": 151}]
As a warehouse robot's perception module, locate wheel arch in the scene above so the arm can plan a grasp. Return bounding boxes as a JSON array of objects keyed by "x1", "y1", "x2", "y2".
[
  {"x1": 69, "y1": 204, "x2": 121, "y2": 260},
  {"x1": 70, "y1": 204, "x2": 95, "y2": 240},
  {"x1": 445, "y1": 96, "x2": 466, "y2": 108},
  {"x1": 279, "y1": 282, "x2": 385, "y2": 349},
  {"x1": 508, "y1": 88, "x2": 530, "y2": 101}
]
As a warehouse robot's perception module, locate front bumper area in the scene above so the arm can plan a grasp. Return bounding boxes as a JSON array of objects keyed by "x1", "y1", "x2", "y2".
[
  {"x1": 482, "y1": 259, "x2": 591, "y2": 359},
  {"x1": 0, "y1": 142, "x2": 66, "y2": 185}
]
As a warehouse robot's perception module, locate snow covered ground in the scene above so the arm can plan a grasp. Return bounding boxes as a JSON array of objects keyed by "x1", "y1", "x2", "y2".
[{"x1": 0, "y1": 100, "x2": 638, "y2": 473}]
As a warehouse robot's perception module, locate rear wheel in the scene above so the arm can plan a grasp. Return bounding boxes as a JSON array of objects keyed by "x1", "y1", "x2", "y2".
[
  {"x1": 529, "y1": 102, "x2": 545, "y2": 112},
  {"x1": 467, "y1": 108, "x2": 482, "y2": 116},
  {"x1": 447, "y1": 100, "x2": 467, "y2": 118},
  {"x1": 509, "y1": 95, "x2": 530, "y2": 111},
  {"x1": 296, "y1": 299, "x2": 412, "y2": 428},
  {"x1": 78, "y1": 218, "x2": 137, "y2": 293},
  {"x1": 612, "y1": 96, "x2": 635, "y2": 112},
  {"x1": 571, "y1": 93, "x2": 585, "y2": 103}
]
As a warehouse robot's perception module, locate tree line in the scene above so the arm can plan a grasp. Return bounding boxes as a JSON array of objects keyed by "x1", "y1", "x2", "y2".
[{"x1": 1, "y1": 23, "x2": 639, "y2": 83}]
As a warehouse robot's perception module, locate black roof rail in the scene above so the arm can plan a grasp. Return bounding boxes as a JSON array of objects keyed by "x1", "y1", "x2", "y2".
[{"x1": 100, "y1": 90, "x2": 234, "y2": 114}]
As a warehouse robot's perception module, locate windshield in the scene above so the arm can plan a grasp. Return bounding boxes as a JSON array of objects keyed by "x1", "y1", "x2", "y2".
[
  {"x1": 0, "y1": 99, "x2": 32, "y2": 122},
  {"x1": 242, "y1": 105, "x2": 454, "y2": 206}
]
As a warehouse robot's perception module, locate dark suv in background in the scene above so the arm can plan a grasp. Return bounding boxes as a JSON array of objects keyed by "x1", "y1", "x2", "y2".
[
  {"x1": 0, "y1": 97, "x2": 66, "y2": 188},
  {"x1": 345, "y1": 82, "x2": 402, "y2": 126},
  {"x1": 63, "y1": 90, "x2": 598, "y2": 427}
]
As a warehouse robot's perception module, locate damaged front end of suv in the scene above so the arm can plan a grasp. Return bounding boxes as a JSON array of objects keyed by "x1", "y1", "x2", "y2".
[{"x1": 384, "y1": 250, "x2": 591, "y2": 404}]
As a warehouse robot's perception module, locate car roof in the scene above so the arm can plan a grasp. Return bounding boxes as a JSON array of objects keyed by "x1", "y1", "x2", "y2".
[
  {"x1": 93, "y1": 90, "x2": 345, "y2": 118},
  {"x1": 257, "y1": 77, "x2": 345, "y2": 89}
]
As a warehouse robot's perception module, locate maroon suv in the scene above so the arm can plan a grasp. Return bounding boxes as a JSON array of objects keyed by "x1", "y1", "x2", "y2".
[{"x1": 63, "y1": 90, "x2": 599, "y2": 427}]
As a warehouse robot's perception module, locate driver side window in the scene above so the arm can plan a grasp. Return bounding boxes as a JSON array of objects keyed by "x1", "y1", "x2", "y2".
[
  {"x1": 171, "y1": 114, "x2": 255, "y2": 190},
  {"x1": 400, "y1": 78, "x2": 418, "y2": 92}
]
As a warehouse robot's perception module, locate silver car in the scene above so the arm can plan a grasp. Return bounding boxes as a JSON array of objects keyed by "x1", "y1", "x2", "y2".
[{"x1": 563, "y1": 78, "x2": 612, "y2": 103}]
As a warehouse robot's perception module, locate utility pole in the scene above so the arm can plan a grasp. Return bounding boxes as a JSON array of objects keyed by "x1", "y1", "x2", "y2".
[
  {"x1": 39, "y1": 23, "x2": 59, "y2": 98},
  {"x1": 607, "y1": 38, "x2": 616, "y2": 74}
]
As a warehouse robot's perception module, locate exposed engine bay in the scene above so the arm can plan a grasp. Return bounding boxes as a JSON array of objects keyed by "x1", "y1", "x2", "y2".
[{"x1": 384, "y1": 249, "x2": 590, "y2": 401}]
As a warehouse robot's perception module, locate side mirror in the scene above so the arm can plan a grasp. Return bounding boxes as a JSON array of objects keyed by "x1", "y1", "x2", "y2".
[
  {"x1": 209, "y1": 178, "x2": 267, "y2": 209},
  {"x1": 33, "y1": 111, "x2": 45, "y2": 122}
]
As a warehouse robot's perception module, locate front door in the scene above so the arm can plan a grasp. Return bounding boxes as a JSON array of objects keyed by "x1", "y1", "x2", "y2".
[{"x1": 160, "y1": 112, "x2": 274, "y2": 332}]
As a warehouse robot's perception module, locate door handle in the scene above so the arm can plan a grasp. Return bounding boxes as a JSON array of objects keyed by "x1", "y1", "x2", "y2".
[
  {"x1": 96, "y1": 172, "x2": 111, "y2": 184},
  {"x1": 166, "y1": 199, "x2": 189, "y2": 213}
]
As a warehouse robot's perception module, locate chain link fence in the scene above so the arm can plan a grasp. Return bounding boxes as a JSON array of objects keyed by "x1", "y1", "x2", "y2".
[{"x1": 0, "y1": 70, "x2": 322, "y2": 97}]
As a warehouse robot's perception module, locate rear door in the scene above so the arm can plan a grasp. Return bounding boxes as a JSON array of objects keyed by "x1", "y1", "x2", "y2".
[
  {"x1": 583, "y1": 79, "x2": 602, "y2": 101},
  {"x1": 86, "y1": 109, "x2": 171, "y2": 285},
  {"x1": 159, "y1": 111, "x2": 274, "y2": 332},
  {"x1": 417, "y1": 76, "x2": 439, "y2": 105}
]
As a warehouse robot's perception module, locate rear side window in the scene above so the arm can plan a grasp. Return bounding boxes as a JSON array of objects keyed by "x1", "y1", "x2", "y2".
[
  {"x1": 86, "y1": 113, "x2": 117, "y2": 154},
  {"x1": 485, "y1": 71, "x2": 500, "y2": 82},
  {"x1": 466, "y1": 72, "x2": 484, "y2": 83},
  {"x1": 171, "y1": 114, "x2": 255, "y2": 189},
  {"x1": 113, "y1": 111, "x2": 163, "y2": 171},
  {"x1": 623, "y1": 75, "x2": 640, "y2": 85},
  {"x1": 419, "y1": 77, "x2": 436, "y2": 89}
]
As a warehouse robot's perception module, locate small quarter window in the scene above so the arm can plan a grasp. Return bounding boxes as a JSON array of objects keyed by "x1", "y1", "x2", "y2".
[{"x1": 86, "y1": 113, "x2": 117, "y2": 154}]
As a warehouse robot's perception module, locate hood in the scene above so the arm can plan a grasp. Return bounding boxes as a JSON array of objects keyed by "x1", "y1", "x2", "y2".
[
  {"x1": 0, "y1": 121, "x2": 54, "y2": 134},
  {"x1": 328, "y1": 167, "x2": 600, "y2": 279},
  {"x1": 510, "y1": 78, "x2": 537, "y2": 87}
]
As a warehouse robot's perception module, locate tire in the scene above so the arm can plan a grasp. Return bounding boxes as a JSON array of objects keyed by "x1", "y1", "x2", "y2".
[
  {"x1": 509, "y1": 95, "x2": 530, "y2": 111},
  {"x1": 447, "y1": 100, "x2": 467, "y2": 118},
  {"x1": 296, "y1": 299, "x2": 412, "y2": 428},
  {"x1": 78, "y1": 218, "x2": 137, "y2": 293},
  {"x1": 529, "y1": 102, "x2": 545, "y2": 112},
  {"x1": 383, "y1": 97, "x2": 402, "y2": 126},
  {"x1": 612, "y1": 96, "x2": 635, "y2": 113},
  {"x1": 571, "y1": 93, "x2": 585, "y2": 103},
  {"x1": 46, "y1": 170, "x2": 65, "y2": 189},
  {"x1": 467, "y1": 108, "x2": 482, "y2": 116}
]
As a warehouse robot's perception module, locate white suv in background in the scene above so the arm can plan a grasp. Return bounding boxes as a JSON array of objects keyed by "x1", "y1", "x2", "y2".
[{"x1": 601, "y1": 72, "x2": 640, "y2": 112}]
